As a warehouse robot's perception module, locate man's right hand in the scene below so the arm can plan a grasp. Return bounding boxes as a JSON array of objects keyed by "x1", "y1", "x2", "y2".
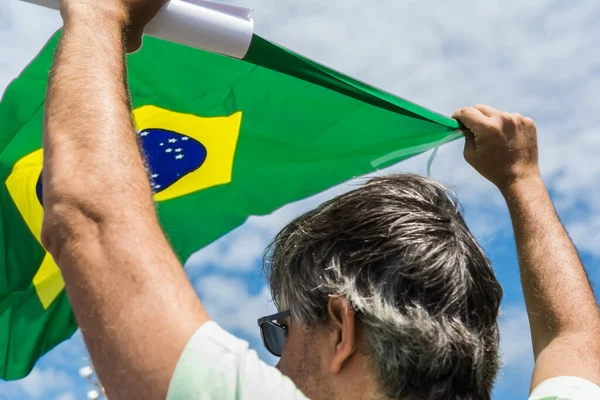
[
  {"x1": 60, "y1": 0, "x2": 167, "y2": 53},
  {"x1": 452, "y1": 104, "x2": 540, "y2": 192}
]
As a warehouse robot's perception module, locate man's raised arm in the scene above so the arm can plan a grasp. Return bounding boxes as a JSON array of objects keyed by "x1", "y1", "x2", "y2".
[
  {"x1": 41, "y1": 1, "x2": 209, "y2": 399},
  {"x1": 453, "y1": 105, "x2": 600, "y2": 392}
]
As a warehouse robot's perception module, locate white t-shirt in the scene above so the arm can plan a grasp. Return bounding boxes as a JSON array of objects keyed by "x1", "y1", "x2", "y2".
[
  {"x1": 166, "y1": 321, "x2": 600, "y2": 400},
  {"x1": 529, "y1": 376, "x2": 600, "y2": 400}
]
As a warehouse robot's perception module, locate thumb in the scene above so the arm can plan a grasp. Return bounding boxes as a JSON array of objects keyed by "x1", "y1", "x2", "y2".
[
  {"x1": 462, "y1": 128, "x2": 476, "y2": 163},
  {"x1": 125, "y1": 28, "x2": 144, "y2": 54}
]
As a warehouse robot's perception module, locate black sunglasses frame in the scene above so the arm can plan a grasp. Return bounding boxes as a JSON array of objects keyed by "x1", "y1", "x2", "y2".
[{"x1": 257, "y1": 310, "x2": 292, "y2": 357}]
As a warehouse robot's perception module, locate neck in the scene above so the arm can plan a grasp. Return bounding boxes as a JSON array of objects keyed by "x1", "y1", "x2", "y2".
[{"x1": 334, "y1": 357, "x2": 383, "y2": 400}]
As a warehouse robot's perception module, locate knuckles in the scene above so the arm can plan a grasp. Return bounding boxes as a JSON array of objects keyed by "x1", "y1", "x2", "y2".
[
  {"x1": 523, "y1": 116, "x2": 536, "y2": 128},
  {"x1": 499, "y1": 113, "x2": 518, "y2": 128},
  {"x1": 453, "y1": 105, "x2": 537, "y2": 137},
  {"x1": 497, "y1": 112, "x2": 536, "y2": 131}
]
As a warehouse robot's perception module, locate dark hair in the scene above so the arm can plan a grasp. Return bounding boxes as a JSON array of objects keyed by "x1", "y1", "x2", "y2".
[{"x1": 264, "y1": 173, "x2": 503, "y2": 399}]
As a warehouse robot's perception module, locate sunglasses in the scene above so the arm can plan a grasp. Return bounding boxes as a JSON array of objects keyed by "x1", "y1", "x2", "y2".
[{"x1": 257, "y1": 310, "x2": 291, "y2": 357}]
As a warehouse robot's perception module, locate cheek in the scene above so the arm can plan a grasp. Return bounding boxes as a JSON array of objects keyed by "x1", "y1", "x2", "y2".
[
  {"x1": 277, "y1": 326, "x2": 300, "y2": 375},
  {"x1": 277, "y1": 324, "x2": 332, "y2": 400}
]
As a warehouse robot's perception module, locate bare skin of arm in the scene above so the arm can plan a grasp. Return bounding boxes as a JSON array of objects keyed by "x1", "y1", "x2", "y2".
[
  {"x1": 41, "y1": 2, "x2": 209, "y2": 399},
  {"x1": 453, "y1": 105, "x2": 600, "y2": 391}
]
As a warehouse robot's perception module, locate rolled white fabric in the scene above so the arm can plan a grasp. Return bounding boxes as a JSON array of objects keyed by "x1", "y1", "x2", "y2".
[{"x1": 19, "y1": 0, "x2": 255, "y2": 59}]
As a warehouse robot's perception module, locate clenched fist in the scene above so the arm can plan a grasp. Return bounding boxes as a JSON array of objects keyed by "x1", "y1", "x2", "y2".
[
  {"x1": 453, "y1": 105, "x2": 541, "y2": 192},
  {"x1": 60, "y1": 0, "x2": 167, "y2": 52}
]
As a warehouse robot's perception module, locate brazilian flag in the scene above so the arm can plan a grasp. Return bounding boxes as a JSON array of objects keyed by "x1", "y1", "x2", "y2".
[{"x1": 0, "y1": 32, "x2": 461, "y2": 380}]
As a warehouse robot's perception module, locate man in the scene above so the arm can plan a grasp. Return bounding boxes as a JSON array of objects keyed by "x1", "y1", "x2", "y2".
[{"x1": 41, "y1": 0, "x2": 600, "y2": 399}]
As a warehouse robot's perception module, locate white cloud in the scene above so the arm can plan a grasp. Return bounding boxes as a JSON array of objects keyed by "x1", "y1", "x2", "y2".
[
  {"x1": 54, "y1": 393, "x2": 76, "y2": 400},
  {"x1": 194, "y1": 273, "x2": 279, "y2": 365},
  {"x1": 195, "y1": 274, "x2": 276, "y2": 337},
  {"x1": 0, "y1": 330, "x2": 88, "y2": 398},
  {"x1": 187, "y1": 230, "x2": 269, "y2": 271},
  {"x1": 499, "y1": 306, "x2": 534, "y2": 372},
  {"x1": 566, "y1": 215, "x2": 600, "y2": 261},
  {"x1": 496, "y1": 306, "x2": 535, "y2": 394},
  {"x1": 4, "y1": 367, "x2": 75, "y2": 399},
  {"x1": 0, "y1": 1, "x2": 61, "y2": 94}
]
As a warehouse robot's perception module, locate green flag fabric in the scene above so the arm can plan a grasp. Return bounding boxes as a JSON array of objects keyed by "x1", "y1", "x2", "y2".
[{"x1": 0, "y1": 32, "x2": 460, "y2": 380}]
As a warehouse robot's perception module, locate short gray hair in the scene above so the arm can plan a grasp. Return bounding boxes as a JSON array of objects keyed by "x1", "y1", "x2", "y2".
[{"x1": 264, "y1": 174, "x2": 503, "y2": 399}]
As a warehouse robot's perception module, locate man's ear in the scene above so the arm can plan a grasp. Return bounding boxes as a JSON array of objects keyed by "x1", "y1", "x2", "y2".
[{"x1": 327, "y1": 296, "x2": 359, "y2": 374}]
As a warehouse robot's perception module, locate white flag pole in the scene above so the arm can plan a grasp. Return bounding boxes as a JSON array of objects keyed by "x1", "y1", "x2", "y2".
[{"x1": 19, "y1": 0, "x2": 255, "y2": 59}]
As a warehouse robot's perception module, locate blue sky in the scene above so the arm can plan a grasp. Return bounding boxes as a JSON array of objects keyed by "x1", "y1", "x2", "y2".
[{"x1": 1, "y1": 0, "x2": 599, "y2": 399}]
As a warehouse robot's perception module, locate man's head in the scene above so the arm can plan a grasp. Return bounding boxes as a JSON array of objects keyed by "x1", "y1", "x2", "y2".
[{"x1": 261, "y1": 174, "x2": 503, "y2": 400}]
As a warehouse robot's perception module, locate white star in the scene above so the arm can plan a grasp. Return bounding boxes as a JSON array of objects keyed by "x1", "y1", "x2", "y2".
[
  {"x1": 140, "y1": 131, "x2": 149, "y2": 137},
  {"x1": 181, "y1": 137, "x2": 189, "y2": 141},
  {"x1": 155, "y1": 184, "x2": 162, "y2": 189},
  {"x1": 151, "y1": 174, "x2": 159, "y2": 179},
  {"x1": 175, "y1": 148, "x2": 183, "y2": 153},
  {"x1": 159, "y1": 143, "x2": 164, "y2": 146},
  {"x1": 165, "y1": 148, "x2": 173, "y2": 153},
  {"x1": 168, "y1": 138, "x2": 177, "y2": 143},
  {"x1": 175, "y1": 154, "x2": 184, "y2": 160}
]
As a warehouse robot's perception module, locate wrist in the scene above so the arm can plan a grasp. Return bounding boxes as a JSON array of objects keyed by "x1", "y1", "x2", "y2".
[
  {"x1": 61, "y1": 3, "x2": 129, "y2": 31},
  {"x1": 499, "y1": 173, "x2": 546, "y2": 200}
]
